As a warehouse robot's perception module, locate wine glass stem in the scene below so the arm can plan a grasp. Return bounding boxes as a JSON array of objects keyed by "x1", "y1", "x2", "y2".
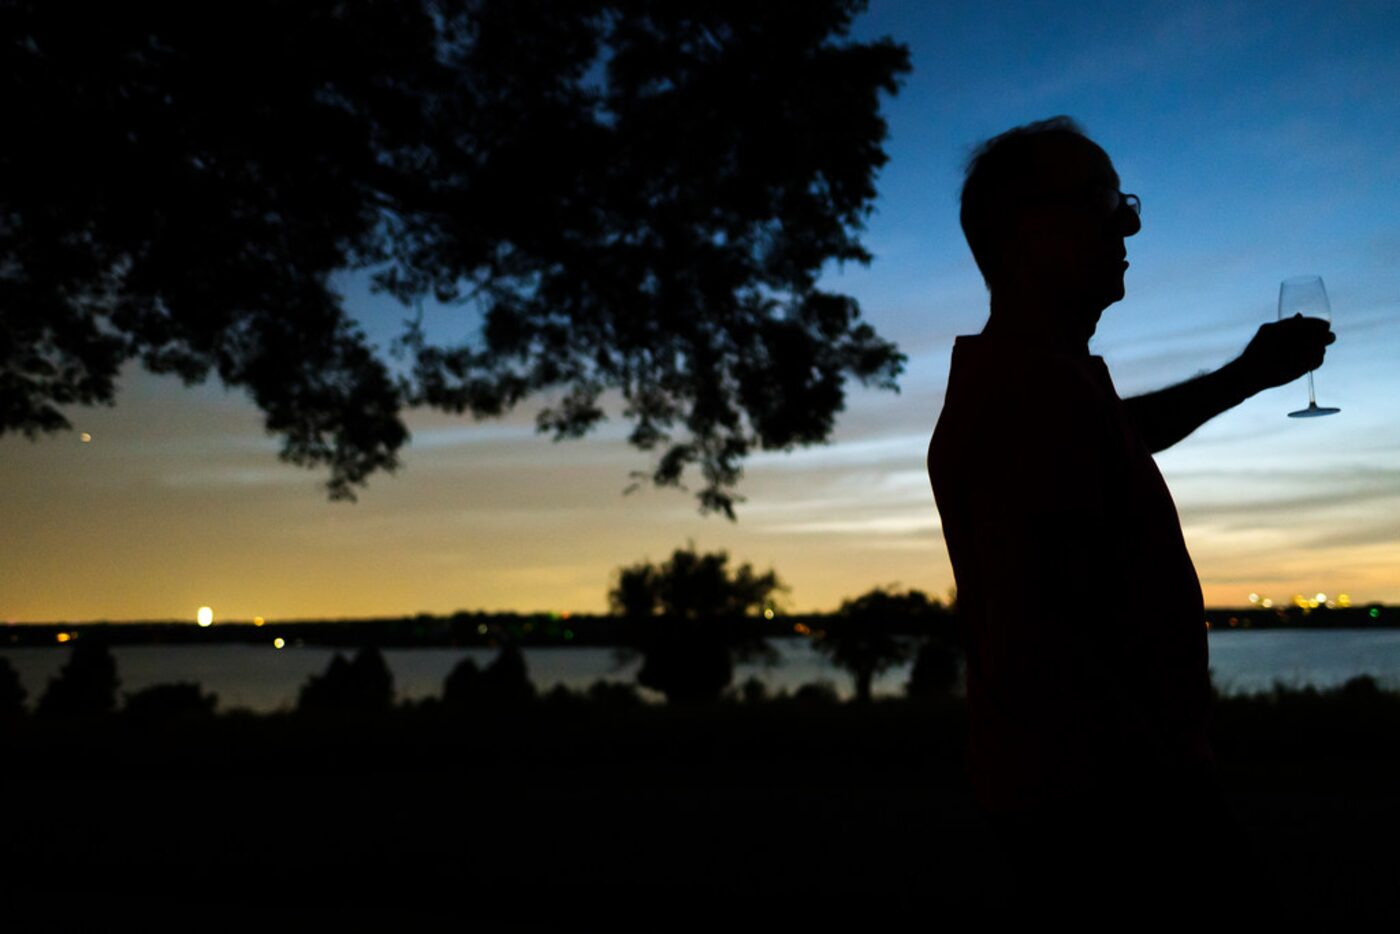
[{"x1": 1307, "y1": 370, "x2": 1317, "y2": 406}]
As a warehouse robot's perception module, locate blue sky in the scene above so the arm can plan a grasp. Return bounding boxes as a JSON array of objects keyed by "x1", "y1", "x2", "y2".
[{"x1": 3, "y1": 0, "x2": 1397, "y2": 620}]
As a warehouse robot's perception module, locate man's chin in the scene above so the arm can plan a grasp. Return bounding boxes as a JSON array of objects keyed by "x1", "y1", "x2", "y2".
[{"x1": 1098, "y1": 280, "x2": 1125, "y2": 310}]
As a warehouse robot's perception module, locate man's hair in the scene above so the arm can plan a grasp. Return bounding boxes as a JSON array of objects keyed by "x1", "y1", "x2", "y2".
[{"x1": 960, "y1": 115, "x2": 1093, "y2": 286}]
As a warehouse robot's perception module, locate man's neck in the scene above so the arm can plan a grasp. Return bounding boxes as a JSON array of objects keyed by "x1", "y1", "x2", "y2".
[{"x1": 984, "y1": 290, "x2": 1094, "y2": 357}]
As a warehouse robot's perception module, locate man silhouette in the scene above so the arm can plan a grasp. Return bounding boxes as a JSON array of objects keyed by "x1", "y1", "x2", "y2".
[{"x1": 927, "y1": 117, "x2": 1333, "y2": 919}]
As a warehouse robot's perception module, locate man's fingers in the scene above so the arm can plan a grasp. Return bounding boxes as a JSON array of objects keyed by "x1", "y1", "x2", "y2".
[{"x1": 1279, "y1": 315, "x2": 1334, "y2": 347}]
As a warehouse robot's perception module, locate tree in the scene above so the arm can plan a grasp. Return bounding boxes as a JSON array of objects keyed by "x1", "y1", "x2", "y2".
[
  {"x1": 445, "y1": 645, "x2": 537, "y2": 710},
  {"x1": 36, "y1": 640, "x2": 120, "y2": 718},
  {"x1": 812, "y1": 586, "x2": 939, "y2": 702},
  {"x1": 297, "y1": 646, "x2": 395, "y2": 714},
  {"x1": 906, "y1": 626, "x2": 961, "y2": 700},
  {"x1": 0, "y1": 656, "x2": 27, "y2": 721},
  {"x1": 610, "y1": 544, "x2": 784, "y2": 702},
  {"x1": 2, "y1": 0, "x2": 909, "y2": 515},
  {"x1": 123, "y1": 682, "x2": 219, "y2": 722}
]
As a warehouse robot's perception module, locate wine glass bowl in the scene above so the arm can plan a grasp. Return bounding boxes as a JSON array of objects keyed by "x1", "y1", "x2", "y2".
[{"x1": 1279, "y1": 275, "x2": 1339, "y2": 418}]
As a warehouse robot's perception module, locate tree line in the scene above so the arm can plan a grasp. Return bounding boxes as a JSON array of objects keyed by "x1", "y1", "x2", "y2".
[{"x1": 0, "y1": 573, "x2": 961, "y2": 721}]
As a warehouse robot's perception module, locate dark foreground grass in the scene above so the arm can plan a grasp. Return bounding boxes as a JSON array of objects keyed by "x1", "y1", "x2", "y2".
[{"x1": 3, "y1": 685, "x2": 1399, "y2": 923}]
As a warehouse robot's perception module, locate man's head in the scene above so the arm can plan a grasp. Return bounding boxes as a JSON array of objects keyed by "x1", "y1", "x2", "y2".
[{"x1": 961, "y1": 117, "x2": 1141, "y2": 336}]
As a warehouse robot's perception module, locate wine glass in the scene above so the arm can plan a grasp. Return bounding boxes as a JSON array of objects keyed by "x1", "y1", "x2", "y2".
[{"x1": 1279, "y1": 275, "x2": 1339, "y2": 418}]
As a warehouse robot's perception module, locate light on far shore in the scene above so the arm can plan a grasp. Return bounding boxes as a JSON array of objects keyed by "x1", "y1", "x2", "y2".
[
  {"x1": 273, "y1": 637, "x2": 285, "y2": 649},
  {"x1": 196, "y1": 606, "x2": 213, "y2": 627}
]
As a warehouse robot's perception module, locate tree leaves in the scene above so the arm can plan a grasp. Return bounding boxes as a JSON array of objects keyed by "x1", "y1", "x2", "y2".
[{"x1": 0, "y1": 0, "x2": 909, "y2": 514}]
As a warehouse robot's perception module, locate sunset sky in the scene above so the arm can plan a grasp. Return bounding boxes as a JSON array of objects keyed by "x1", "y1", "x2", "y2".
[{"x1": 3, "y1": 0, "x2": 1398, "y2": 622}]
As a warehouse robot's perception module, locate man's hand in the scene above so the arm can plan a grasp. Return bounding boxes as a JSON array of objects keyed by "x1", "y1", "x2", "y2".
[
  {"x1": 1126, "y1": 315, "x2": 1335, "y2": 452},
  {"x1": 1236, "y1": 314, "x2": 1336, "y2": 392}
]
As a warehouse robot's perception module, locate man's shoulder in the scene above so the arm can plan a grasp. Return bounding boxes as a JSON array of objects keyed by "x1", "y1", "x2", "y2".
[
  {"x1": 936, "y1": 347, "x2": 1107, "y2": 441},
  {"x1": 930, "y1": 340, "x2": 1116, "y2": 492}
]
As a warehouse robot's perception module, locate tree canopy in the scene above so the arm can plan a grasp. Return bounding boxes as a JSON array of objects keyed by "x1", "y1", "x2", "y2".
[
  {"x1": 812, "y1": 585, "x2": 936, "y2": 702},
  {"x1": 2, "y1": 0, "x2": 910, "y2": 515},
  {"x1": 609, "y1": 544, "x2": 785, "y2": 620},
  {"x1": 610, "y1": 544, "x2": 784, "y2": 702}
]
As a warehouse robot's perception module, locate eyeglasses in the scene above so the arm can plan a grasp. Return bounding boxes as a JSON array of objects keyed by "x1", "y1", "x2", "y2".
[
  {"x1": 1030, "y1": 185, "x2": 1140, "y2": 220},
  {"x1": 1111, "y1": 191, "x2": 1141, "y2": 218}
]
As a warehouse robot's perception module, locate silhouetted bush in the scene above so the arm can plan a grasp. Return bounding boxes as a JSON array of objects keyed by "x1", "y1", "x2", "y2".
[
  {"x1": 635, "y1": 625, "x2": 735, "y2": 705},
  {"x1": 442, "y1": 656, "x2": 482, "y2": 710},
  {"x1": 124, "y1": 682, "x2": 219, "y2": 722},
  {"x1": 483, "y1": 645, "x2": 536, "y2": 705},
  {"x1": 738, "y1": 676, "x2": 768, "y2": 705},
  {"x1": 791, "y1": 681, "x2": 840, "y2": 707},
  {"x1": 1337, "y1": 674, "x2": 1383, "y2": 702},
  {"x1": 542, "y1": 684, "x2": 579, "y2": 707},
  {"x1": 906, "y1": 636, "x2": 961, "y2": 700},
  {"x1": 37, "y1": 641, "x2": 119, "y2": 718},
  {"x1": 586, "y1": 680, "x2": 641, "y2": 709},
  {"x1": 0, "y1": 656, "x2": 26, "y2": 721},
  {"x1": 297, "y1": 647, "x2": 395, "y2": 714},
  {"x1": 443, "y1": 646, "x2": 537, "y2": 711}
]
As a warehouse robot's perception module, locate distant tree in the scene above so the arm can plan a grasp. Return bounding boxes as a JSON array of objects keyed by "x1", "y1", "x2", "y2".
[
  {"x1": 2, "y1": 0, "x2": 909, "y2": 515},
  {"x1": 586, "y1": 680, "x2": 642, "y2": 709},
  {"x1": 124, "y1": 682, "x2": 219, "y2": 722},
  {"x1": 0, "y1": 656, "x2": 27, "y2": 721},
  {"x1": 482, "y1": 644, "x2": 536, "y2": 705},
  {"x1": 813, "y1": 587, "x2": 939, "y2": 702},
  {"x1": 611, "y1": 545, "x2": 784, "y2": 703},
  {"x1": 442, "y1": 655, "x2": 483, "y2": 710},
  {"x1": 611, "y1": 544, "x2": 786, "y2": 620},
  {"x1": 791, "y1": 680, "x2": 840, "y2": 707},
  {"x1": 36, "y1": 640, "x2": 120, "y2": 718},
  {"x1": 443, "y1": 645, "x2": 536, "y2": 710},
  {"x1": 906, "y1": 635, "x2": 961, "y2": 700},
  {"x1": 298, "y1": 646, "x2": 395, "y2": 714},
  {"x1": 737, "y1": 675, "x2": 768, "y2": 705}
]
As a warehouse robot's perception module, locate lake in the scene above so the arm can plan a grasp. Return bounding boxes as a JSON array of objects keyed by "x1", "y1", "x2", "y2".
[{"x1": 5, "y1": 629, "x2": 1400, "y2": 713}]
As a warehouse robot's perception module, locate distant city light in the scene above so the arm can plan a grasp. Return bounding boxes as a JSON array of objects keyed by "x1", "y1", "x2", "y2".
[
  {"x1": 1338, "y1": 594, "x2": 1351, "y2": 607},
  {"x1": 273, "y1": 637, "x2": 286, "y2": 649},
  {"x1": 1248, "y1": 593, "x2": 1260, "y2": 604},
  {"x1": 253, "y1": 616, "x2": 265, "y2": 627},
  {"x1": 1261, "y1": 599, "x2": 1274, "y2": 608},
  {"x1": 197, "y1": 606, "x2": 213, "y2": 627},
  {"x1": 763, "y1": 608, "x2": 775, "y2": 620},
  {"x1": 79, "y1": 432, "x2": 92, "y2": 443},
  {"x1": 1370, "y1": 608, "x2": 1381, "y2": 620},
  {"x1": 477, "y1": 624, "x2": 488, "y2": 635},
  {"x1": 56, "y1": 632, "x2": 71, "y2": 643},
  {"x1": 1315, "y1": 593, "x2": 1327, "y2": 603}
]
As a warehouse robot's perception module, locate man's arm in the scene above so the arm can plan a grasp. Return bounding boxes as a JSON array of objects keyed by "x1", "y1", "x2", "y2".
[{"x1": 1124, "y1": 315, "x2": 1335, "y2": 454}]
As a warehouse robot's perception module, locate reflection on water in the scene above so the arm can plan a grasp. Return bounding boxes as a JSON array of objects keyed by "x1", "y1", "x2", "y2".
[{"x1": 4, "y1": 630, "x2": 1400, "y2": 714}]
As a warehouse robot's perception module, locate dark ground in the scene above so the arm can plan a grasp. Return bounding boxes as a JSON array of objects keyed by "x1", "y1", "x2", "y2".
[{"x1": 4, "y1": 693, "x2": 1399, "y2": 925}]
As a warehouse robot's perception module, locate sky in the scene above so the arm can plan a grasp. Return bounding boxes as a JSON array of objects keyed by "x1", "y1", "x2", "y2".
[{"x1": 3, "y1": 0, "x2": 1399, "y2": 622}]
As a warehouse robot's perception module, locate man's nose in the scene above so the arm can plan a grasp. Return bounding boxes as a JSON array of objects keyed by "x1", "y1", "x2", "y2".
[{"x1": 1117, "y1": 202, "x2": 1141, "y2": 237}]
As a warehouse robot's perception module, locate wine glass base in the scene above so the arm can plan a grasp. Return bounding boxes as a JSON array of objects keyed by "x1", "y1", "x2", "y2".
[{"x1": 1288, "y1": 404, "x2": 1340, "y2": 418}]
